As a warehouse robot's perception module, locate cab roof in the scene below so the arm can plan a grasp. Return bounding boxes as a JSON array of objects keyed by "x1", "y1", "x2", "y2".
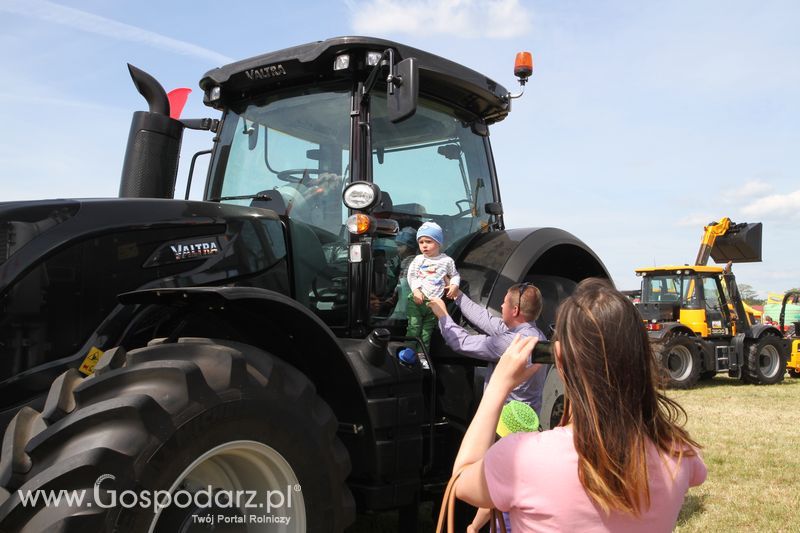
[
  {"x1": 200, "y1": 36, "x2": 511, "y2": 123},
  {"x1": 636, "y1": 265, "x2": 723, "y2": 274}
]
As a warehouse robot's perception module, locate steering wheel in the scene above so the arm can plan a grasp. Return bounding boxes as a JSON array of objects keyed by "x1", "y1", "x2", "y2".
[
  {"x1": 276, "y1": 168, "x2": 327, "y2": 183},
  {"x1": 454, "y1": 199, "x2": 474, "y2": 217}
]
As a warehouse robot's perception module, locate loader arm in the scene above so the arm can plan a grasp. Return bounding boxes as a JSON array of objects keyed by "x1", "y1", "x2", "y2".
[{"x1": 695, "y1": 217, "x2": 732, "y2": 266}]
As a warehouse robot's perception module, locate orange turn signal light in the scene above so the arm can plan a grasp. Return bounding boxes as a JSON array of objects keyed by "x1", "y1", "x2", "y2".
[
  {"x1": 347, "y1": 214, "x2": 372, "y2": 235},
  {"x1": 514, "y1": 51, "x2": 533, "y2": 80}
]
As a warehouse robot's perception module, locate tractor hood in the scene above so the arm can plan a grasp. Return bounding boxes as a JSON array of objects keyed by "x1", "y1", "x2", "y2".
[{"x1": 0, "y1": 198, "x2": 279, "y2": 292}]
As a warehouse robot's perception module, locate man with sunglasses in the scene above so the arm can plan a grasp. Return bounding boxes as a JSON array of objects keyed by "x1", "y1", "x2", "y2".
[{"x1": 428, "y1": 283, "x2": 547, "y2": 413}]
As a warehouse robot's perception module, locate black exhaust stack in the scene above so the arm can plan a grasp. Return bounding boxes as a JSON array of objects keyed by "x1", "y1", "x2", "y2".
[{"x1": 119, "y1": 64, "x2": 185, "y2": 199}]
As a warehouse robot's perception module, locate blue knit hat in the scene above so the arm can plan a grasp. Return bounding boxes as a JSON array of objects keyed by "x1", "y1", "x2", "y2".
[
  {"x1": 416, "y1": 221, "x2": 444, "y2": 245},
  {"x1": 396, "y1": 226, "x2": 417, "y2": 247}
]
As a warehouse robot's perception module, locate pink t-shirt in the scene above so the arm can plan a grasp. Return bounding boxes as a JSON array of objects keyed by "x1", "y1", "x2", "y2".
[{"x1": 484, "y1": 426, "x2": 707, "y2": 532}]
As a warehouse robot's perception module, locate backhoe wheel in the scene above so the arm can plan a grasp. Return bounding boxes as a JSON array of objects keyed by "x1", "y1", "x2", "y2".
[
  {"x1": 0, "y1": 338, "x2": 354, "y2": 533},
  {"x1": 746, "y1": 335, "x2": 786, "y2": 385},
  {"x1": 659, "y1": 334, "x2": 701, "y2": 389},
  {"x1": 700, "y1": 370, "x2": 716, "y2": 381}
]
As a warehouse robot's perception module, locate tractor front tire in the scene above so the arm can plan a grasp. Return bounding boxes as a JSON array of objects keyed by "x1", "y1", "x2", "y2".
[
  {"x1": 659, "y1": 334, "x2": 701, "y2": 389},
  {"x1": 745, "y1": 335, "x2": 786, "y2": 385},
  {"x1": 0, "y1": 338, "x2": 354, "y2": 533}
]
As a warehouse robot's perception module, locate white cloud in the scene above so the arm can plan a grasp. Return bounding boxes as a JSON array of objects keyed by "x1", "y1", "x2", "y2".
[
  {"x1": 348, "y1": 0, "x2": 532, "y2": 38},
  {"x1": 723, "y1": 179, "x2": 774, "y2": 201},
  {"x1": 677, "y1": 214, "x2": 715, "y2": 227},
  {"x1": 742, "y1": 189, "x2": 800, "y2": 218},
  {"x1": 0, "y1": 0, "x2": 233, "y2": 65}
]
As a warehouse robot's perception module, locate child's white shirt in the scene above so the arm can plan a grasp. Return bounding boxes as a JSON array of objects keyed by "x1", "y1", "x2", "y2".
[{"x1": 407, "y1": 253, "x2": 460, "y2": 299}]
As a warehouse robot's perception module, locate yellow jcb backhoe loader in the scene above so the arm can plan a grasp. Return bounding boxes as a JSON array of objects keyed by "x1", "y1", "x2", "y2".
[{"x1": 635, "y1": 218, "x2": 789, "y2": 389}]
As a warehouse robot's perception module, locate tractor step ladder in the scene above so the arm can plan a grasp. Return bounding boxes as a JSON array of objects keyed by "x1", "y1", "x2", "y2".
[{"x1": 715, "y1": 345, "x2": 732, "y2": 371}]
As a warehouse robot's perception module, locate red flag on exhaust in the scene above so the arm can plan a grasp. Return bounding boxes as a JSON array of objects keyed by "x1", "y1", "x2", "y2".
[{"x1": 167, "y1": 88, "x2": 192, "y2": 119}]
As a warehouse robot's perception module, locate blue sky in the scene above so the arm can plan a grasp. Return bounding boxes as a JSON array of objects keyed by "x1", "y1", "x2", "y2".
[{"x1": 1, "y1": 0, "x2": 798, "y2": 296}]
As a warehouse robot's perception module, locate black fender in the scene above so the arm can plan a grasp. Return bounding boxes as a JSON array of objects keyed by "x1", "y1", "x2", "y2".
[
  {"x1": 117, "y1": 287, "x2": 377, "y2": 466},
  {"x1": 646, "y1": 325, "x2": 711, "y2": 369},
  {"x1": 750, "y1": 324, "x2": 784, "y2": 339},
  {"x1": 455, "y1": 227, "x2": 609, "y2": 313},
  {"x1": 646, "y1": 323, "x2": 694, "y2": 341},
  {"x1": 748, "y1": 324, "x2": 791, "y2": 360},
  {"x1": 118, "y1": 286, "x2": 368, "y2": 420}
]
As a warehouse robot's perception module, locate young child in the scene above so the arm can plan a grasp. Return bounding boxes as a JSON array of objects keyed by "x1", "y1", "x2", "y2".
[{"x1": 405, "y1": 222, "x2": 460, "y2": 352}]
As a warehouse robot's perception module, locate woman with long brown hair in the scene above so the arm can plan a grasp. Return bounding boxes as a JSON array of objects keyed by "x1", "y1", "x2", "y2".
[{"x1": 452, "y1": 278, "x2": 706, "y2": 531}]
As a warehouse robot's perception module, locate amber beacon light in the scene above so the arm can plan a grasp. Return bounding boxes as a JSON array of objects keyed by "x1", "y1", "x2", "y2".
[{"x1": 514, "y1": 51, "x2": 533, "y2": 85}]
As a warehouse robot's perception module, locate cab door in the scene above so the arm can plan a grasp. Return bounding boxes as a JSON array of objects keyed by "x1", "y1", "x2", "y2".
[{"x1": 700, "y1": 276, "x2": 731, "y2": 336}]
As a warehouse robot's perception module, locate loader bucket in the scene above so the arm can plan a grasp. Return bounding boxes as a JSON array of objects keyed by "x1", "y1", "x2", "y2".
[{"x1": 710, "y1": 222, "x2": 762, "y2": 263}]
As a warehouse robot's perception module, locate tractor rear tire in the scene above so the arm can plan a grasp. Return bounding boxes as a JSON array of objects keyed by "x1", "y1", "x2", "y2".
[
  {"x1": 0, "y1": 338, "x2": 354, "y2": 533},
  {"x1": 659, "y1": 334, "x2": 701, "y2": 389},
  {"x1": 745, "y1": 335, "x2": 786, "y2": 385},
  {"x1": 539, "y1": 367, "x2": 565, "y2": 430}
]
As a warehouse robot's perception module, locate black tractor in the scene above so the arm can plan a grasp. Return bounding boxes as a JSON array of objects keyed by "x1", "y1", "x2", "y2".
[{"x1": 0, "y1": 37, "x2": 607, "y2": 531}]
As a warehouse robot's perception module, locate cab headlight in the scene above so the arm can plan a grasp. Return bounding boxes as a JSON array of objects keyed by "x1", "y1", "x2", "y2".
[{"x1": 342, "y1": 181, "x2": 381, "y2": 211}]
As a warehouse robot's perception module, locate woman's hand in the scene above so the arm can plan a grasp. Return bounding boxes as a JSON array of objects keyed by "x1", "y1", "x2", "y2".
[{"x1": 492, "y1": 334, "x2": 543, "y2": 392}]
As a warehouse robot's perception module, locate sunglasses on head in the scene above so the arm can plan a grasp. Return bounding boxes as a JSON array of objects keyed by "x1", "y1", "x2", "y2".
[{"x1": 516, "y1": 282, "x2": 534, "y2": 309}]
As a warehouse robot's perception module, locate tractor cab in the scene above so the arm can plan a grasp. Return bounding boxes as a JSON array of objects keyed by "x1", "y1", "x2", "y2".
[
  {"x1": 636, "y1": 266, "x2": 736, "y2": 337},
  {"x1": 193, "y1": 38, "x2": 511, "y2": 336}
]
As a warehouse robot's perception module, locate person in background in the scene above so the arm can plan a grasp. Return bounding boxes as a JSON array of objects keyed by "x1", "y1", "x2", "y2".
[
  {"x1": 427, "y1": 283, "x2": 547, "y2": 413},
  {"x1": 452, "y1": 278, "x2": 707, "y2": 532},
  {"x1": 386, "y1": 226, "x2": 418, "y2": 320}
]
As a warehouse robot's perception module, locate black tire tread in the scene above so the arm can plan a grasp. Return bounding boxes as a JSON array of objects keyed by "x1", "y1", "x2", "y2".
[
  {"x1": 0, "y1": 408, "x2": 45, "y2": 488},
  {"x1": 660, "y1": 333, "x2": 701, "y2": 389},
  {"x1": 745, "y1": 334, "x2": 786, "y2": 385},
  {"x1": 0, "y1": 339, "x2": 353, "y2": 532},
  {"x1": 41, "y1": 370, "x2": 83, "y2": 425}
]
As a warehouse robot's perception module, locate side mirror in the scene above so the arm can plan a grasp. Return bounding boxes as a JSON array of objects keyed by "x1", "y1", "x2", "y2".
[
  {"x1": 375, "y1": 218, "x2": 399, "y2": 237},
  {"x1": 485, "y1": 202, "x2": 503, "y2": 216},
  {"x1": 388, "y1": 58, "x2": 418, "y2": 123}
]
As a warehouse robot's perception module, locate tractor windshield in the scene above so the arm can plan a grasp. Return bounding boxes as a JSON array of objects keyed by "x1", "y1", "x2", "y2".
[
  {"x1": 369, "y1": 92, "x2": 496, "y2": 249},
  {"x1": 208, "y1": 85, "x2": 352, "y2": 324},
  {"x1": 642, "y1": 274, "x2": 686, "y2": 304},
  {"x1": 208, "y1": 84, "x2": 351, "y2": 232},
  {"x1": 641, "y1": 273, "x2": 704, "y2": 309},
  {"x1": 367, "y1": 92, "x2": 497, "y2": 325}
]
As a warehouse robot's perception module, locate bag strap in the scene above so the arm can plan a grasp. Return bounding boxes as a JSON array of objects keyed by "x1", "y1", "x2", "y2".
[
  {"x1": 435, "y1": 466, "x2": 467, "y2": 533},
  {"x1": 435, "y1": 465, "x2": 508, "y2": 533},
  {"x1": 489, "y1": 508, "x2": 508, "y2": 533}
]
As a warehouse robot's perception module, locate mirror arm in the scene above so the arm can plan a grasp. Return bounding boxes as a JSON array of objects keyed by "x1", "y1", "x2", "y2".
[
  {"x1": 362, "y1": 48, "x2": 392, "y2": 100},
  {"x1": 362, "y1": 48, "x2": 402, "y2": 102},
  {"x1": 384, "y1": 49, "x2": 400, "y2": 95}
]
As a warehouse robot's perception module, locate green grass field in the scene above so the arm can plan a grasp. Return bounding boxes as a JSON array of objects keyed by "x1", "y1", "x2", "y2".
[
  {"x1": 673, "y1": 375, "x2": 800, "y2": 532},
  {"x1": 350, "y1": 374, "x2": 800, "y2": 532}
]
